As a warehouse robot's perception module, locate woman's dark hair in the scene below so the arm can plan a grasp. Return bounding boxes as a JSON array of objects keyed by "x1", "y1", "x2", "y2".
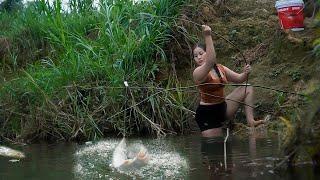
[
  {"x1": 193, "y1": 43, "x2": 206, "y2": 52},
  {"x1": 193, "y1": 42, "x2": 223, "y2": 82}
]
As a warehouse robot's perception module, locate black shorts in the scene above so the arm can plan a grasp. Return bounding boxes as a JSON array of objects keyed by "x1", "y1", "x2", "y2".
[{"x1": 195, "y1": 101, "x2": 227, "y2": 131}]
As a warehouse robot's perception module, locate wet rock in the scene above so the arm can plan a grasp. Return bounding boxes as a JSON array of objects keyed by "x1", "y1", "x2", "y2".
[
  {"x1": 9, "y1": 159, "x2": 20, "y2": 163},
  {"x1": 0, "y1": 146, "x2": 25, "y2": 159}
]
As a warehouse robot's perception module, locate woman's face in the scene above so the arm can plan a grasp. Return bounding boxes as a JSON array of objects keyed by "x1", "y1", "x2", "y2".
[{"x1": 193, "y1": 47, "x2": 206, "y2": 66}]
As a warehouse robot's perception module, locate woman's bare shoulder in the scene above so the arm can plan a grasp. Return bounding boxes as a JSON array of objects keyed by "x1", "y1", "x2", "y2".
[
  {"x1": 192, "y1": 66, "x2": 203, "y2": 80},
  {"x1": 193, "y1": 67, "x2": 210, "y2": 83}
]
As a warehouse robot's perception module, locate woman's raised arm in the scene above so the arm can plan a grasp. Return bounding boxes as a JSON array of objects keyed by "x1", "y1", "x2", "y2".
[{"x1": 193, "y1": 25, "x2": 217, "y2": 83}]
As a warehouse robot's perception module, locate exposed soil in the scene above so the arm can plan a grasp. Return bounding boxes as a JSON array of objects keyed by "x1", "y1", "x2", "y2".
[{"x1": 165, "y1": 0, "x2": 320, "y2": 120}]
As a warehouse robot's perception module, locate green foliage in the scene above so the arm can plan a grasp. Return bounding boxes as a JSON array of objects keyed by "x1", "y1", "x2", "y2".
[
  {"x1": 288, "y1": 70, "x2": 302, "y2": 82},
  {"x1": 0, "y1": 0, "x2": 23, "y2": 12},
  {"x1": 0, "y1": 0, "x2": 191, "y2": 141},
  {"x1": 275, "y1": 92, "x2": 286, "y2": 111},
  {"x1": 268, "y1": 66, "x2": 286, "y2": 78}
]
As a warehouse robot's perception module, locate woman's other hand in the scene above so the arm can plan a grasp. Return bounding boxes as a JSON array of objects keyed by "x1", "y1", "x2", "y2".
[
  {"x1": 243, "y1": 64, "x2": 251, "y2": 75},
  {"x1": 202, "y1": 25, "x2": 211, "y2": 36}
]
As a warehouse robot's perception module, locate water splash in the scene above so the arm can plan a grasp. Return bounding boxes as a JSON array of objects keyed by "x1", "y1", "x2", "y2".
[
  {"x1": 112, "y1": 138, "x2": 149, "y2": 171},
  {"x1": 74, "y1": 138, "x2": 189, "y2": 179},
  {"x1": 112, "y1": 138, "x2": 127, "y2": 168}
]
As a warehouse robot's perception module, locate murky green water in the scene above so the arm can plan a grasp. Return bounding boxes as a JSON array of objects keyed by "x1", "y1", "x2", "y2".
[{"x1": 1, "y1": 132, "x2": 319, "y2": 179}]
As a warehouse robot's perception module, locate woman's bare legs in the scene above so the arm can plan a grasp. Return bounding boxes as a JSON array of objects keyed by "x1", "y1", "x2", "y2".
[
  {"x1": 201, "y1": 128, "x2": 222, "y2": 137},
  {"x1": 225, "y1": 86, "x2": 264, "y2": 127}
]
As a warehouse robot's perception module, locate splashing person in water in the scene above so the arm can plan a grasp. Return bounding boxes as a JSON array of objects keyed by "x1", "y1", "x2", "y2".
[
  {"x1": 112, "y1": 138, "x2": 149, "y2": 170},
  {"x1": 193, "y1": 25, "x2": 265, "y2": 137}
]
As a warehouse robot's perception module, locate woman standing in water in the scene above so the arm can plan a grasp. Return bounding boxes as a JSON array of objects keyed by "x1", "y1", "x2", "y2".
[{"x1": 193, "y1": 25, "x2": 264, "y2": 137}]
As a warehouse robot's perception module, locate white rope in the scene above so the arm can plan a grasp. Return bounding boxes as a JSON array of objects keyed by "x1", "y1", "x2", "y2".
[
  {"x1": 123, "y1": 81, "x2": 129, "y2": 87},
  {"x1": 123, "y1": 81, "x2": 129, "y2": 137},
  {"x1": 224, "y1": 128, "x2": 229, "y2": 170}
]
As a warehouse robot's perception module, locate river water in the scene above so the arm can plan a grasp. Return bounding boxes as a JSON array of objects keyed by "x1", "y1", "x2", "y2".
[{"x1": 0, "y1": 132, "x2": 319, "y2": 179}]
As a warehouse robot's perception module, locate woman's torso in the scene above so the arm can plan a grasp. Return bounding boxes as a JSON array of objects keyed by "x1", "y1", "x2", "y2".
[{"x1": 196, "y1": 64, "x2": 228, "y2": 105}]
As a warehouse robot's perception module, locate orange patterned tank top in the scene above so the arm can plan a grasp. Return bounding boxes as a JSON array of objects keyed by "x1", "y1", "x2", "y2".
[{"x1": 196, "y1": 64, "x2": 228, "y2": 104}]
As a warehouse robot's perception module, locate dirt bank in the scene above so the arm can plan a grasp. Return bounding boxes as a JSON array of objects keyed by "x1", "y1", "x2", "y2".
[{"x1": 167, "y1": 0, "x2": 319, "y2": 121}]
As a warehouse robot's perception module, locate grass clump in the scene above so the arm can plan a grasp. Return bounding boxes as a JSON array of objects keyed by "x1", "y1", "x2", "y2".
[{"x1": 0, "y1": 0, "x2": 194, "y2": 141}]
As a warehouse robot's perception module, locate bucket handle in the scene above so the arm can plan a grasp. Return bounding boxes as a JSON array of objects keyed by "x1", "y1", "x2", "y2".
[{"x1": 278, "y1": 6, "x2": 305, "y2": 17}]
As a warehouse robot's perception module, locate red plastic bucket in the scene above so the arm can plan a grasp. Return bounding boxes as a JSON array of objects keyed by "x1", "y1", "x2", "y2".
[{"x1": 275, "y1": 0, "x2": 304, "y2": 31}]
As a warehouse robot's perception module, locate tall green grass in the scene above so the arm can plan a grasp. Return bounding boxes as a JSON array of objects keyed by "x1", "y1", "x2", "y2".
[{"x1": 0, "y1": 0, "x2": 194, "y2": 141}]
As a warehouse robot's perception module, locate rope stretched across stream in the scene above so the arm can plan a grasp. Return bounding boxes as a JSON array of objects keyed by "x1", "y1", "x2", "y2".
[
  {"x1": 104, "y1": 82, "x2": 305, "y2": 122},
  {"x1": 108, "y1": 13, "x2": 299, "y2": 125}
]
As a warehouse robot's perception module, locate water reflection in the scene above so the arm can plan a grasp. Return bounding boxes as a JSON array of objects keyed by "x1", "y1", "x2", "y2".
[
  {"x1": 1, "y1": 134, "x2": 320, "y2": 179},
  {"x1": 0, "y1": 143, "x2": 76, "y2": 179},
  {"x1": 247, "y1": 129, "x2": 268, "y2": 178},
  {"x1": 201, "y1": 136, "x2": 233, "y2": 177},
  {"x1": 187, "y1": 130, "x2": 284, "y2": 179}
]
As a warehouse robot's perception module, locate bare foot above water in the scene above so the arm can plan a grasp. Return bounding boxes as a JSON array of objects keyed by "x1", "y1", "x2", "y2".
[
  {"x1": 248, "y1": 115, "x2": 271, "y2": 127},
  {"x1": 248, "y1": 120, "x2": 265, "y2": 127}
]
